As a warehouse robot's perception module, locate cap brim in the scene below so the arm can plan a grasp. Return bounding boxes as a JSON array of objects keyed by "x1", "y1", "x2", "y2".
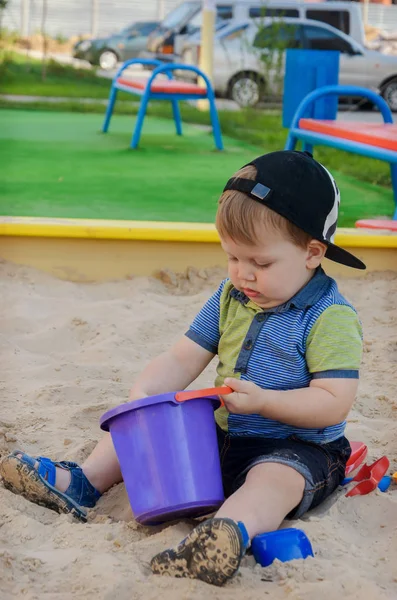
[{"x1": 325, "y1": 243, "x2": 366, "y2": 270}]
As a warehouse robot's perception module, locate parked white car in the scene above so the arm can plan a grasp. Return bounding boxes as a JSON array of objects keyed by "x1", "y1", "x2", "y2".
[
  {"x1": 180, "y1": 17, "x2": 397, "y2": 110},
  {"x1": 144, "y1": 0, "x2": 366, "y2": 63}
]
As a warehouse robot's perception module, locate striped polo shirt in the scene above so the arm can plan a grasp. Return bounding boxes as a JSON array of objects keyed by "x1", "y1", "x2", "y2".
[{"x1": 186, "y1": 268, "x2": 362, "y2": 444}]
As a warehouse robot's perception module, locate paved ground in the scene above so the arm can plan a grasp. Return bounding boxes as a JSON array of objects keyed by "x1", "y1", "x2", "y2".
[
  {"x1": 1, "y1": 94, "x2": 110, "y2": 105},
  {"x1": 1, "y1": 92, "x2": 384, "y2": 123}
]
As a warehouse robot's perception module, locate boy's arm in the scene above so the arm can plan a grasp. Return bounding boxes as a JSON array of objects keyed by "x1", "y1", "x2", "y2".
[
  {"x1": 130, "y1": 336, "x2": 215, "y2": 399},
  {"x1": 129, "y1": 279, "x2": 226, "y2": 400},
  {"x1": 269, "y1": 378, "x2": 359, "y2": 426},
  {"x1": 222, "y1": 304, "x2": 362, "y2": 428},
  {"x1": 222, "y1": 377, "x2": 358, "y2": 428}
]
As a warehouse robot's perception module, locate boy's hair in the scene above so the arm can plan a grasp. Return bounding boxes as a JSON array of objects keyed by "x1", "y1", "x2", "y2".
[{"x1": 216, "y1": 164, "x2": 312, "y2": 249}]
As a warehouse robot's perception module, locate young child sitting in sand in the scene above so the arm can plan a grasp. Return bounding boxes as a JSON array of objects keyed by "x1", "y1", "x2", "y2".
[{"x1": 0, "y1": 150, "x2": 364, "y2": 587}]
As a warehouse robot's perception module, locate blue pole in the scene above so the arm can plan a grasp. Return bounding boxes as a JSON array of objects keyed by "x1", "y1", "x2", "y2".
[
  {"x1": 172, "y1": 99, "x2": 182, "y2": 136},
  {"x1": 131, "y1": 93, "x2": 150, "y2": 149},
  {"x1": 391, "y1": 164, "x2": 397, "y2": 220},
  {"x1": 102, "y1": 86, "x2": 117, "y2": 133}
]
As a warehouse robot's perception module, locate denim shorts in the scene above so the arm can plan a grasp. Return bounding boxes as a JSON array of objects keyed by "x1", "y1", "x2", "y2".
[{"x1": 217, "y1": 426, "x2": 351, "y2": 518}]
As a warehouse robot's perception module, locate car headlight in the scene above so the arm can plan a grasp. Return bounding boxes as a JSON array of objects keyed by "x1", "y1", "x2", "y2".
[{"x1": 78, "y1": 40, "x2": 92, "y2": 52}]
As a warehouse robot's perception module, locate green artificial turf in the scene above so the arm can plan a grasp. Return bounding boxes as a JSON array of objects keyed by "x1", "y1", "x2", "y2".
[{"x1": 1, "y1": 109, "x2": 394, "y2": 225}]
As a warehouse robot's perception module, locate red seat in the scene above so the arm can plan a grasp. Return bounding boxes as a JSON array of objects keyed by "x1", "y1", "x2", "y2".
[
  {"x1": 299, "y1": 119, "x2": 397, "y2": 152},
  {"x1": 117, "y1": 77, "x2": 207, "y2": 96},
  {"x1": 356, "y1": 219, "x2": 397, "y2": 231}
]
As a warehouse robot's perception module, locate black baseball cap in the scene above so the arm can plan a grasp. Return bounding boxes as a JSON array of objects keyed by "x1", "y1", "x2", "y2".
[{"x1": 223, "y1": 150, "x2": 366, "y2": 270}]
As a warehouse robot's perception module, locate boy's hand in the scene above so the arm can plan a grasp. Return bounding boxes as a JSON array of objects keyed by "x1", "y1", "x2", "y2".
[
  {"x1": 129, "y1": 389, "x2": 148, "y2": 402},
  {"x1": 221, "y1": 378, "x2": 265, "y2": 414}
]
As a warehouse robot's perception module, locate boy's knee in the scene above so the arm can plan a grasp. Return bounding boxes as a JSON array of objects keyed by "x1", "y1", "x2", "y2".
[{"x1": 246, "y1": 461, "x2": 305, "y2": 496}]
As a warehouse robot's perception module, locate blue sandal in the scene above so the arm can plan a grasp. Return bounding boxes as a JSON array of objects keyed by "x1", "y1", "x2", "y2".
[{"x1": 0, "y1": 450, "x2": 101, "y2": 522}]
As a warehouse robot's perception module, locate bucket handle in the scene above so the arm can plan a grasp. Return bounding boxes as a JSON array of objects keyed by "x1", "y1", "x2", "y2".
[{"x1": 175, "y1": 386, "x2": 233, "y2": 407}]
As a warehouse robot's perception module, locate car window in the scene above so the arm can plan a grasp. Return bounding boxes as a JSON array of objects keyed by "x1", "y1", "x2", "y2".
[
  {"x1": 187, "y1": 10, "x2": 203, "y2": 32},
  {"x1": 120, "y1": 24, "x2": 136, "y2": 36},
  {"x1": 253, "y1": 23, "x2": 302, "y2": 49},
  {"x1": 135, "y1": 23, "x2": 159, "y2": 36},
  {"x1": 162, "y1": 2, "x2": 201, "y2": 29},
  {"x1": 306, "y1": 10, "x2": 350, "y2": 36},
  {"x1": 122, "y1": 24, "x2": 155, "y2": 37},
  {"x1": 302, "y1": 25, "x2": 353, "y2": 53},
  {"x1": 249, "y1": 8, "x2": 299, "y2": 18},
  {"x1": 186, "y1": 6, "x2": 233, "y2": 35},
  {"x1": 217, "y1": 5, "x2": 234, "y2": 20}
]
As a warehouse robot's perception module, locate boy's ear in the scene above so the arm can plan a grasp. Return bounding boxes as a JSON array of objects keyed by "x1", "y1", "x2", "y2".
[{"x1": 306, "y1": 239, "x2": 327, "y2": 268}]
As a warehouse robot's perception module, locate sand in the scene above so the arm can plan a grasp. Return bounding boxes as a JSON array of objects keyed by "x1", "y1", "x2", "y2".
[{"x1": 0, "y1": 261, "x2": 396, "y2": 600}]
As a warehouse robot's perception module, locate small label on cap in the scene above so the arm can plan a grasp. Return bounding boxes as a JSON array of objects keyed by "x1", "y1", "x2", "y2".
[{"x1": 251, "y1": 183, "x2": 272, "y2": 201}]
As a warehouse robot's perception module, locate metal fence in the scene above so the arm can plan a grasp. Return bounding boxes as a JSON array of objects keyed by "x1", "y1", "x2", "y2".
[
  {"x1": 367, "y1": 3, "x2": 397, "y2": 32},
  {"x1": 2, "y1": 0, "x2": 181, "y2": 38},
  {"x1": 3, "y1": 1, "x2": 397, "y2": 39}
]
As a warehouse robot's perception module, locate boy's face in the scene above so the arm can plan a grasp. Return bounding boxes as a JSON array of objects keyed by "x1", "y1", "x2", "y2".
[{"x1": 221, "y1": 228, "x2": 323, "y2": 309}]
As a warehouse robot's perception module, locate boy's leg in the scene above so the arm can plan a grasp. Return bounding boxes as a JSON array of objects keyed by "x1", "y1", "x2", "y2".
[
  {"x1": 10, "y1": 433, "x2": 122, "y2": 494},
  {"x1": 1, "y1": 387, "x2": 148, "y2": 506},
  {"x1": 0, "y1": 433, "x2": 123, "y2": 518},
  {"x1": 151, "y1": 463, "x2": 304, "y2": 585},
  {"x1": 215, "y1": 462, "x2": 305, "y2": 538},
  {"x1": 151, "y1": 433, "x2": 349, "y2": 586},
  {"x1": 81, "y1": 433, "x2": 122, "y2": 493}
]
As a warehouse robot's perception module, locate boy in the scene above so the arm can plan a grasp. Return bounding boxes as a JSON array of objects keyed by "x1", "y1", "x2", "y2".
[{"x1": 0, "y1": 151, "x2": 364, "y2": 587}]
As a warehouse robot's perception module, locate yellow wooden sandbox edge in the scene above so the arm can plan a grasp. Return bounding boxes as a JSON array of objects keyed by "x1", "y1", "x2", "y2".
[{"x1": 0, "y1": 217, "x2": 396, "y2": 282}]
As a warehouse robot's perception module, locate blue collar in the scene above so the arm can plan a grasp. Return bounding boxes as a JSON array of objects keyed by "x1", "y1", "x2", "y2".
[{"x1": 229, "y1": 267, "x2": 332, "y2": 313}]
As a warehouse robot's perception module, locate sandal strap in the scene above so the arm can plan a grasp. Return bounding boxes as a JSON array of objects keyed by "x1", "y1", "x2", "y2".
[
  {"x1": 36, "y1": 457, "x2": 80, "y2": 488},
  {"x1": 12, "y1": 453, "x2": 59, "y2": 487},
  {"x1": 37, "y1": 456, "x2": 57, "y2": 486},
  {"x1": 16, "y1": 452, "x2": 101, "y2": 509},
  {"x1": 63, "y1": 464, "x2": 101, "y2": 508}
]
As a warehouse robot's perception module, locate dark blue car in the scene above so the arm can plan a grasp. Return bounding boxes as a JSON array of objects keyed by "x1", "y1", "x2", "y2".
[{"x1": 73, "y1": 21, "x2": 160, "y2": 70}]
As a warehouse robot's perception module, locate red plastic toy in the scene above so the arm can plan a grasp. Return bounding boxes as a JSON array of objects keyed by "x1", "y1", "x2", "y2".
[
  {"x1": 346, "y1": 456, "x2": 390, "y2": 497},
  {"x1": 345, "y1": 442, "x2": 368, "y2": 475}
]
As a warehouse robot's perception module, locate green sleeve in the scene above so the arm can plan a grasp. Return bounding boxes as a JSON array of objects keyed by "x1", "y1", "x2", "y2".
[{"x1": 306, "y1": 305, "x2": 363, "y2": 377}]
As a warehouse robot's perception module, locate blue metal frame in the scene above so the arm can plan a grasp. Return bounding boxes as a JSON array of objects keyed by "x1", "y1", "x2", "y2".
[
  {"x1": 285, "y1": 85, "x2": 397, "y2": 220},
  {"x1": 102, "y1": 58, "x2": 223, "y2": 151}
]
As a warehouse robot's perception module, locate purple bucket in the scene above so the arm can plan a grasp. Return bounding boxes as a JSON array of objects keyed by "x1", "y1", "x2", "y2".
[{"x1": 100, "y1": 392, "x2": 225, "y2": 525}]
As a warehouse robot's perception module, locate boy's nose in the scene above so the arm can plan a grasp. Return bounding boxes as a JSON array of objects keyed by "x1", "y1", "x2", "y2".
[{"x1": 238, "y1": 263, "x2": 256, "y2": 281}]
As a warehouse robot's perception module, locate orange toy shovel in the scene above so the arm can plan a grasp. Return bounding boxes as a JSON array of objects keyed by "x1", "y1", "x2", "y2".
[{"x1": 175, "y1": 386, "x2": 233, "y2": 407}]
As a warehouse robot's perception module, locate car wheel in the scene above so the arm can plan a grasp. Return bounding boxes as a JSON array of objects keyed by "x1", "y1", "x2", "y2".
[
  {"x1": 229, "y1": 73, "x2": 263, "y2": 108},
  {"x1": 381, "y1": 78, "x2": 397, "y2": 112},
  {"x1": 99, "y1": 50, "x2": 118, "y2": 70}
]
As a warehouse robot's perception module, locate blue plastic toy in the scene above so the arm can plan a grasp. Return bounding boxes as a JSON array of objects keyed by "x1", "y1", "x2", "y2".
[
  {"x1": 377, "y1": 476, "x2": 392, "y2": 493},
  {"x1": 251, "y1": 527, "x2": 314, "y2": 567}
]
